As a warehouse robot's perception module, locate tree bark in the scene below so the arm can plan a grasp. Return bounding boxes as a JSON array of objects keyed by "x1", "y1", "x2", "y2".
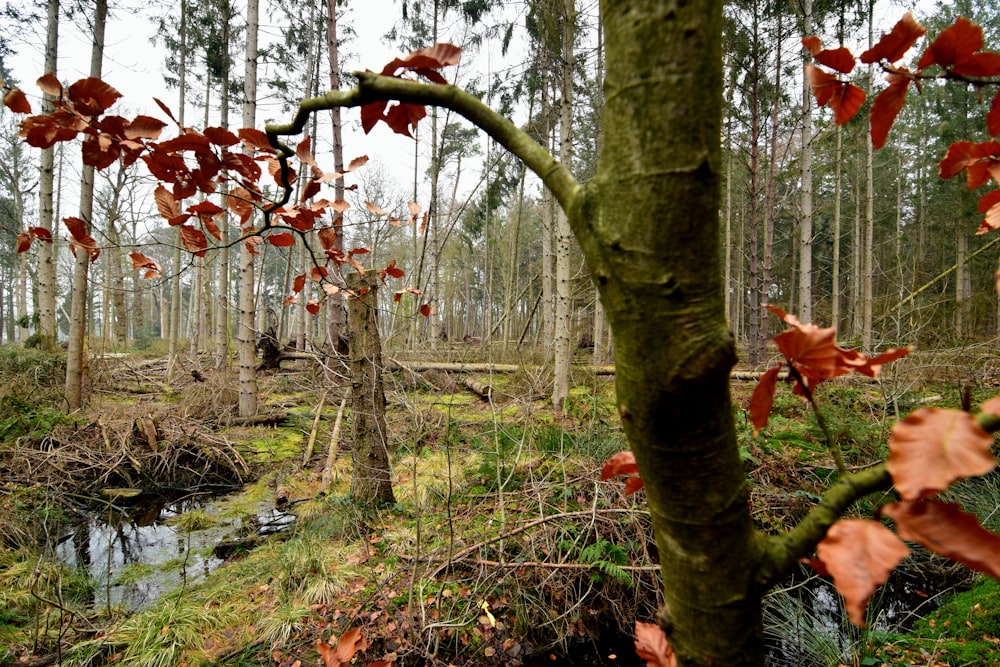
[
  {"x1": 238, "y1": 0, "x2": 260, "y2": 417},
  {"x1": 66, "y1": 0, "x2": 107, "y2": 410},
  {"x1": 325, "y1": 0, "x2": 347, "y2": 359},
  {"x1": 552, "y1": 0, "x2": 575, "y2": 410},
  {"x1": 798, "y1": 0, "x2": 814, "y2": 322},
  {"x1": 168, "y1": 0, "x2": 188, "y2": 377},
  {"x1": 36, "y1": 0, "x2": 59, "y2": 350},
  {"x1": 347, "y1": 270, "x2": 395, "y2": 505}
]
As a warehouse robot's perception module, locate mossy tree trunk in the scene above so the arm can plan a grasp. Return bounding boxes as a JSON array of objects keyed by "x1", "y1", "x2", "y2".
[{"x1": 346, "y1": 270, "x2": 395, "y2": 505}]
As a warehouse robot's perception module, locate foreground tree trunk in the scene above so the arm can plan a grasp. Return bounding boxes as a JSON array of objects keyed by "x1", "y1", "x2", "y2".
[
  {"x1": 346, "y1": 270, "x2": 395, "y2": 505},
  {"x1": 590, "y1": 2, "x2": 763, "y2": 662}
]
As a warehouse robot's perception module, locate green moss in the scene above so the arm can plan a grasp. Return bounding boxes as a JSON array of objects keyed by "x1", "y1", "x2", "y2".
[
  {"x1": 245, "y1": 429, "x2": 302, "y2": 463},
  {"x1": 876, "y1": 576, "x2": 1000, "y2": 666}
]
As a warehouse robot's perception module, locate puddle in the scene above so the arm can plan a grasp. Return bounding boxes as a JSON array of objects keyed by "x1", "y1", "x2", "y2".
[{"x1": 53, "y1": 492, "x2": 295, "y2": 611}]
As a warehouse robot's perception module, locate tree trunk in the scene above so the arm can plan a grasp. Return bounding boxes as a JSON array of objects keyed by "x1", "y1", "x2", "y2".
[
  {"x1": 552, "y1": 0, "x2": 575, "y2": 410},
  {"x1": 66, "y1": 0, "x2": 107, "y2": 410},
  {"x1": 589, "y1": 1, "x2": 762, "y2": 662},
  {"x1": 238, "y1": 0, "x2": 260, "y2": 417},
  {"x1": 36, "y1": 0, "x2": 59, "y2": 350},
  {"x1": 325, "y1": 0, "x2": 347, "y2": 359},
  {"x1": 746, "y1": 0, "x2": 763, "y2": 365},
  {"x1": 168, "y1": 0, "x2": 188, "y2": 377},
  {"x1": 347, "y1": 270, "x2": 395, "y2": 505},
  {"x1": 798, "y1": 0, "x2": 814, "y2": 323},
  {"x1": 862, "y1": 2, "x2": 875, "y2": 351},
  {"x1": 540, "y1": 71, "x2": 555, "y2": 350},
  {"x1": 215, "y1": 0, "x2": 232, "y2": 366},
  {"x1": 832, "y1": 125, "x2": 843, "y2": 331}
]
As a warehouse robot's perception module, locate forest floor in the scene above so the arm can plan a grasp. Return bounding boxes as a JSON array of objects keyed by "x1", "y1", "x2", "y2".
[{"x1": 1, "y1": 343, "x2": 1000, "y2": 666}]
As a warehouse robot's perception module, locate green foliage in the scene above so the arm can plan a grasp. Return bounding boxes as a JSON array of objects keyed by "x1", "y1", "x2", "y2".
[
  {"x1": 0, "y1": 346, "x2": 67, "y2": 441},
  {"x1": 578, "y1": 538, "x2": 632, "y2": 585},
  {"x1": 0, "y1": 394, "x2": 68, "y2": 441}
]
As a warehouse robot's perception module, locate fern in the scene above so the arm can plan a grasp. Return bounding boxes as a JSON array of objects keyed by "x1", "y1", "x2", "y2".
[{"x1": 579, "y1": 539, "x2": 633, "y2": 586}]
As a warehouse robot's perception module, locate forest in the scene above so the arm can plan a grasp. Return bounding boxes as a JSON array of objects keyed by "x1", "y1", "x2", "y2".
[{"x1": 3, "y1": 0, "x2": 1000, "y2": 666}]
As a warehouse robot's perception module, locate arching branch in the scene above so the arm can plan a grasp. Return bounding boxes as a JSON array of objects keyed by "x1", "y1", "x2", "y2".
[{"x1": 264, "y1": 73, "x2": 582, "y2": 216}]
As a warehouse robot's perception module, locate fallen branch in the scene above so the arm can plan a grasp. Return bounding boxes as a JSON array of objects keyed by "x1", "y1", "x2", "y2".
[
  {"x1": 413, "y1": 508, "x2": 651, "y2": 579},
  {"x1": 469, "y1": 559, "x2": 660, "y2": 572},
  {"x1": 302, "y1": 391, "x2": 328, "y2": 467},
  {"x1": 320, "y1": 397, "x2": 348, "y2": 493}
]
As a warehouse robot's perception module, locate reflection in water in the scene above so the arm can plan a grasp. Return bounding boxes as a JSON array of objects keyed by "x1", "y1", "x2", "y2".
[
  {"x1": 54, "y1": 495, "x2": 292, "y2": 611},
  {"x1": 764, "y1": 563, "x2": 966, "y2": 666}
]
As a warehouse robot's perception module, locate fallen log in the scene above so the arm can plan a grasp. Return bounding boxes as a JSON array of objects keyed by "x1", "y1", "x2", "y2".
[{"x1": 460, "y1": 376, "x2": 492, "y2": 399}]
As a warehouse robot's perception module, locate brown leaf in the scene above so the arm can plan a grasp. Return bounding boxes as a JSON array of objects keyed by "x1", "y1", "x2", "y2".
[
  {"x1": 267, "y1": 232, "x2": 296, "y2": 247},
  {"x1": 125, "y1": 115, "x2": 167, "y2": 140},
  {"x1": 980, "y1": 394, "x2": 1000, "y2": 417},
  {"x1": 989, "y1": 90, "x2": 1000, "y2": 138},
  {"x1": 296, "y1": 135, "x2": 318, "y2": 168},
  {"x1": 870, "y1": 74, "x2": 910, "y2": 150},
  {"x1": 3, "y1": 87, "x2": 31, "y2": 114},
  {"x1": 152, "y1": 97, "x2": 178, "y2": 125},
  {"x1": 318, "y1": 226, "x2": 339, "y2": 250},
  {"x1": 883, "y1": 500, "x2": 1000, "y2": 579},
  {"x1": 15, "y1": 233, "x2": 31, "y2": 254},
  {"x1": 63, "y1": 216, "x2": 89, "y2": 243},
  {"x1": 804, "y1": 64, "x2": 865, "y2": 125},
  {"x1": 860, "y1": 12, "x2": 926, "y2": 65},
  {"x1": 886, "y1": 408, "x2": 996, "y2": 500},
  {"x1": 67, "y1": 77, "x2": 122, "y2": 116},
  {"x1": 29, "y1": 227, "x2": 53, "y2": 242},
  {"x1": 36, "y1": 73, "x2": 62, "y2": 98},
  {"x1": 749, "y1": 365, "x2": 782, "y2": 435},
  {"x1": 917, "y1": 17, "x2": 993, "y2": 74},
  {"x1": 179, "y1": 224, "x2": 208, "y2": 256},
  {"x1": 154, "y1": 185, "x2": 179, "y2": 220},
  {"x1": 815, "y1": 519, "x2": 910, "y2": 626},
  {"x1": 384, "y1": 102, "x2": 426, "y2": 138},
  {"x1": 366, "y1": 201, "x2": 389, "y2": 216},
  {"x1": 129, "y1": 252, "x2": 161, "y2": 274},
  {"x1": 203, "y1": 126, "x2": 239, "y2": 146},
  {"x1": 634, "y1": 622, "x2": 675, "y2": 667},
  {"x1": 601, "y1": 451, "x2": 638, "y2": 480},
  {"x1": 238, "y1": 127, "x2": 274, "y2": 152},
  {"x1": 802, "y1": 36, "x2": 856, "y2": 74}
]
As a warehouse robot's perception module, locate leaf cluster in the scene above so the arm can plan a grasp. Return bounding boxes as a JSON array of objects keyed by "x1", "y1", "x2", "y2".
[{"x1": 805, "y1": 13, "x2": 1000, "y2": 234}]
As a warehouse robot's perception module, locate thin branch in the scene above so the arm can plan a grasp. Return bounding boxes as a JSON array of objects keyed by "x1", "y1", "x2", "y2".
[
  {"x1": 759, "y1": 463, "x2": 893, "y2": 586},
  {"x1": 265, "y1": 73, "x2": 582, "y2": 216}
]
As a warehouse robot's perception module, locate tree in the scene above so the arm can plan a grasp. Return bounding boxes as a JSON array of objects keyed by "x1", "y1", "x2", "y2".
[
  {"x1": 238, "y1": 0, "x2": 260, "y2": 417},
  {"x1": 36, "y1": 0, "x2": 58, "y2": 350},
  {"x1": 262, "y1": 9, "x2": 1000, "y2": 666},
  {"x1": 65, "y1": 0, "x2": 107, "y2": 410}
]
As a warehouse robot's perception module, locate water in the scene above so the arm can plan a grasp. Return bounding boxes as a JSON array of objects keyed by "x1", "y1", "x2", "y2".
[{"x1": 54, "y1": 493, "x2": 295, "y2": 611}]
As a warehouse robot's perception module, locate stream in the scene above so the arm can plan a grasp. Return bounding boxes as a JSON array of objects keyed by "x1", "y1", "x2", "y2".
[{"x1": 53, "y1": 492, "x2": 295, "y2": 612}]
